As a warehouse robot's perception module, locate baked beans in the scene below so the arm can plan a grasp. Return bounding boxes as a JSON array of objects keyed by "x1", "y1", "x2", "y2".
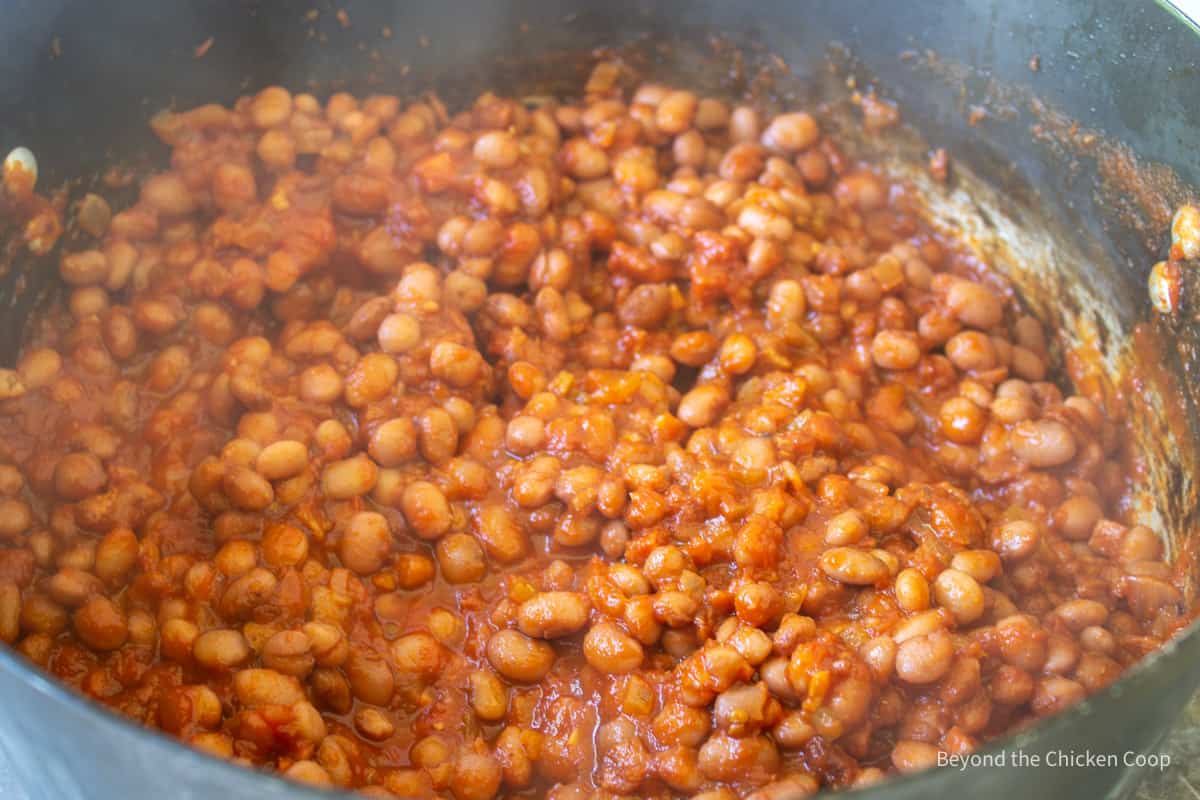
[{"x1": 0, "y1": 62, "x2": 1186, "y2": 799}]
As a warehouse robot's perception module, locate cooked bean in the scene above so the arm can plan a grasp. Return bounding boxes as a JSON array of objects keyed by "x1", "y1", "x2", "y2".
[
  {"x1": 322, "y1": 454, "x2": 378, "y2": 499},
  {"x1": 561, "y1": 138, "x2": 609, "y2": 179},
  {"x1": 193, "y1": 628, "x2": 251, "y2": 670},
  {"x1": 0, "y1": 498, "x2": 31, "y2": 538},
  {"x1": 949, "y1": 550, "x2": 1002, "y2": 584},
  {"x1": 895, "y1": 630, "x2": 954, "y2": 683},
  {"x1": 657, "y1": 91, "x2": 699, "y2": 134},
  {"x1": 891, "y1": 741, "x2": 942, "y2": 774},
  {"x1": 762, "y1": 113, "x2": 819, "y2": 152},
  {"x1": 677, "y1": 385, "x2": 729, "y2": 427},
  {"x1": 251, "y1": 86, "x2": 293, "y2": 128},
  {"x1": 619, "y1": 283, "x2": 674, "y2": 329},
  {"x1": 824, "y1": 510, "x2": 868, "y2": 545},
  {"x1": 938, "y1": 396, "x2": 987, "y2": 444},
  {"x1": 221, "y1": 465, "x2": 274, "y2": 511},
  {"x1": 1120, "y1": 525, "x2": 1163, "y2": 562},
  {"x1": 945, "y1": 331, "x2": 997, "y2": 372},
  {"x1": 354, "y1": 707, "x2": 396, "y2": 742},
  {"x1": 401, "y1": 480, "x2": 452, "y2": 539},
  {"x1": 713, "y1": 682, "x2": 769, "y2": 734},
  {"x1": 219, "y1": 568, "x2": 277, "y2": 619},
  {"x1": 860, "y1": 635, "x2": 897, "y2": 681},
  {"x1": 261, "y1": 630, "x2": 315, "y2": 677},
  {"x1": 254, "y1": 440, "x2": 308, "y2": 480},
  {"x1": 234, "y1": 669, "x2": 304, "y2": 708},
  {"x1": 1010, "y1": 419, "x2": 1077, "y2": 467},
  {"x1": 518, "y1": 592, "x2": 591, "y2": 638},
  {"x1": 345, "y1": 646, "x2": 395, "y2": 704},
  {"x1": 1031, "y1": 676, "x2": 1087, "y2": 717},
  {"x1": 430, "y1": 341, "x2": 484, "y2": 388},
  {"x1": 475, "y1": 504, "x2": 529, "y2": 563},
  {"x1": 1121, "y1": 574, "x2": 1182, "y2": 619},
  {"x1": 54, "y1": 452, "x2": 107, "y2": 500},
  {"x1": 819, "y1": 547, "x2": 889, "y2": 585},
  {"x1": 486, "y1": 629, "x2": 556, "y2": 682},
  {"x1": 506, "y1": 415, "x2": 546, "y2": 454},
  {"x1": 72, "y1": 596, "x2": 127, "y2": 651},
  {"x1": 697, "y1": 732, "x2": 779, "y2": 784},
  {"x1": 583, "y1": 622, "x2": 644, "y2": 674},
  {"x1": 418, "y1": 407, "x2": 458, "y2": 464},
  {"x1": 391, "y1": 632, "x2": 444, "y2": 678},
  {"x1": 436, "y1": 533, "x2": 487, "y2": 584},
  {"x1": 345, "y1": 352, "x2": 398, "y2": 407},
  {"x1": 734, "y1": 582, "x2": 782, "y2": 628},
  {"x1": 995, "y1": 615, "x2": 1049, "y2": 671},
  {"x1": 18, "y1": 348, "x2": 63, "y2": 389},
  {"x1": 451, "y1": 751, "x2": 503, "y2": 800},
  {"x1": 377, "y1": 312, "x2": 421, "y2": 353},
  {"x1": 339, "y1": 511, "x2": 392, "y2": 574},
  {"x1": 474, "y1": 131, "x2": 520, "y2": 168},
  {"x1": 469, "y1": 669, "x2": 509, "y2": 721},
  {"x1": 871, "y1": 330, "x2": 921, "y2": 370},
  {"x1": 897, "y1": 568, "x2": 931, "y2": 614},
  {"x1": 946, "y1": 280, "x2": 1004, "y2": 329},
  {"x1": 993, "y1": 520, "x2": 1041, "y2": 561}
]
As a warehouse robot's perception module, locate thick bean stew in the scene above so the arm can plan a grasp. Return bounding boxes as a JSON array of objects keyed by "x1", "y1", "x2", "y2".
[{"x1": 0, "y1": 63, "x2": 1188, "y2": 798}]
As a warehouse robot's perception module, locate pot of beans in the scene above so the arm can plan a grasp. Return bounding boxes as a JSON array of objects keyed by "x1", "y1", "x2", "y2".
[{"x1": 2, "y1": 0, "x2": 1199, "y2": 798}]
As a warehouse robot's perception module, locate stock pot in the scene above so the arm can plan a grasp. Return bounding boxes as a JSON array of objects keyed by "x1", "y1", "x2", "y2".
[{"x1": 1, "y1": 1, "x2": 1199, "y2": 797}]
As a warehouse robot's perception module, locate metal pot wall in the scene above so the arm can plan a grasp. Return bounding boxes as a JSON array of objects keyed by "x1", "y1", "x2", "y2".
[{"x1": 1, "y1": 1, "x2": 1199, "y2": 798}]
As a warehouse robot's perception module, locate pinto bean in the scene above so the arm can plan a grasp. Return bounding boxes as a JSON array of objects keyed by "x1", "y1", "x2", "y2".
[
  {"x1": 946, "y1": 280, "x2": 1004, "y2": 329},
  {"x1": 895, "y1": 630, "x2": 954, "y2": 684},
  {"x1": 761, "y1": 113, "x2": 819, "y2": 152},
  {"x1": 486, "y1": 629, "x2": 555, "y2": 682},
  {"x1": 233, "y1": 669, "x2": 304, "y2": 706},
  {"x1": 1010, "y1": 419, "x2": 1077, "y2": 467},
  {"x1": 584, "y1": 622, "x2": 644, "y2": 674},
  {"x1": 819, "y1": 548, "x2": 889, "y2": 585},
  {"x1": 255, "y1": 440, "x2": 309, "y2": 480},
  {"x1": 933, "y1": 569, "x2": 985, "y2": 624},
  {"x1": 518, "y1": 592, "x2": 591, "y2": 638}
]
